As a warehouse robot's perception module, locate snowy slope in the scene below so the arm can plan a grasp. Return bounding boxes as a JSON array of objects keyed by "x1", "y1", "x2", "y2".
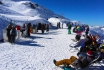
[
  {"x1": 0, "y1": 27, "x2": 104, "y2": 70},
  {"x1": 0, "y1": 0, "x2": 70, "y2": 39},
  {"x1": 0, "y1": 17, "x2": 9, "y2": 39},
  {"x1": 1, "y1": 0, "x2": 63, "y2": 18},
  {"x1": 90, "y1": 26, "x2": 104, "y2": 39}
]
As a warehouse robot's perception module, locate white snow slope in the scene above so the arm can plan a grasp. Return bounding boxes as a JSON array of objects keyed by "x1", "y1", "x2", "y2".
[
  {"x1": 0, "y1": 25, "x2": 104, "y2": 70},
  {"x1": 0, "y1": 0, "x2": 70, "y2": 39}
]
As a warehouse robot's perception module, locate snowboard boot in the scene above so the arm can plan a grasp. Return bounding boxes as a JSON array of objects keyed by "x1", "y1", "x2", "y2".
[{"x1": 53, "y1": 59, "x2": 57, "y2": 66}]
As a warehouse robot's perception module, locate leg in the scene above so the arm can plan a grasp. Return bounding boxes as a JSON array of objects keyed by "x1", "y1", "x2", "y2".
[
  {"x1": 55, "y1": 56, "x2": 77, "y2": 66},
  {"x1": 68, "y1": 29, "x2": 71, "y2": 34},
  {"x1": 13, "y1": 36, "x2": 15, "y2": 43},
  {"x1": 10, "y1": 36, "x2": 13, "y2": 43}
]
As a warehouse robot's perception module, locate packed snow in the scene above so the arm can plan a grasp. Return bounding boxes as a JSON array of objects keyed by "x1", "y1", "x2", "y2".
[
  {"x1": 0, "y1": 0, "x2": 104, "y2": 70},
  {"x1": 0, "y1": 25, "x2": 104, "y2": 70},
  {"x1": 0, "y1": 0, "x2": 70, "y2": 40}
]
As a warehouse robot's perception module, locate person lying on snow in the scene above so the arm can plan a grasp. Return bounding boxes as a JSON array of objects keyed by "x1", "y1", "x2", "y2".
[{"x1": 53, "y1": 50, "x2": 95, "y2": 69}]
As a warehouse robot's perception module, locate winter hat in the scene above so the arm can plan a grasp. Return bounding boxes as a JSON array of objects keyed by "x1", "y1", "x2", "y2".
[{"x1": 86, "y1": 51, "x2": 93, "y2": 56}]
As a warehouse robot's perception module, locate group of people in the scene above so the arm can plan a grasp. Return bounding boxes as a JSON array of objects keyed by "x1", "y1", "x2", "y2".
[
  {"x1": 53, "y1": 24, "x2": 104, "y2": 69},
  {"x1": 6, "y1": 23, "x2": 17, "y2": 44},
  {"x1": 36, "y1": 23, "x2": 49, "y2": 33},
  {"x1": 67, "y1": 23, "x2": 89, "y2": 36},
  {"x1": 6, "y1": 22, "x2": 31, "y2": 44},
  {"x1": 5, "y1": 21, "x2": 50, "y2": 44}
]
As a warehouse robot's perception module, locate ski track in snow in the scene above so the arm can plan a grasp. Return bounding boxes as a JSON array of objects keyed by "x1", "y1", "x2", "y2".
[{"x1": 0, "y1": 28, "x2": 104, "y2": 70}]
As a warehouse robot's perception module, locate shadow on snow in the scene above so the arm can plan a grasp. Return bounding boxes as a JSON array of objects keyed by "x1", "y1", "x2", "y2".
[{"x1": 16, "y1": 39, "x2": 44, "y2": 47}]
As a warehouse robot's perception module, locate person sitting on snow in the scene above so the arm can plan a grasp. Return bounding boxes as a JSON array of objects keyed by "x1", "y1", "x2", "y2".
[
  {"x1": 95, "y1": 35, "x2": 103, "y2": 48},
  {"x1": 91, "y1": 44, "x2": 104, "y2": 63},
  {"x1": 53, "y1": 50, "x2": 95, "y2": 69}
]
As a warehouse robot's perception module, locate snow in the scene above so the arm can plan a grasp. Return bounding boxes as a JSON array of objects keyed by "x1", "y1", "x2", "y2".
[
  {"x1": 90, "y1": 26, "x2": 104, "y2": 39},
  {"x1": 0, "y1": 0, "x2": 70, "y2": 40},
  {"x1": 0, "y1": 26, "x2": 104, "y2": 70},
  {"x1": 0, "y1": 0, "x2": 104, "y2": 69}
]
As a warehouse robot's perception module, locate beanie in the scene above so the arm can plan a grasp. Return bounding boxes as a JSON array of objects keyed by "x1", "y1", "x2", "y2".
[{"x1": 87, "y1": 51, "x2": 93, "y2": 56}]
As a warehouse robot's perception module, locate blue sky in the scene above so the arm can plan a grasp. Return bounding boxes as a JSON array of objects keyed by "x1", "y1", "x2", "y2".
[{"x1": 31, "y1": 0, "x2": 104, "y2": 26}]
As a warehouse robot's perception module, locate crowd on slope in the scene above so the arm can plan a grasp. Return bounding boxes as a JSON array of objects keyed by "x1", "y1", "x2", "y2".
[
  {"x1": 3, "y1": 20, "x2": 50, "y2": 44},
  {"x1": 53, "y1": 23, "x2": 104, "y2": 69}
]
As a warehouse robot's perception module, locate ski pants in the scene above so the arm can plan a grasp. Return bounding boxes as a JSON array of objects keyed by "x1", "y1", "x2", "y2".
[
  {"x1": 68, "y1": 29, "x2": 71, "y2": 34},
  {"x1": 55, "y1": 56, "x2": 77, "y2": 66}
]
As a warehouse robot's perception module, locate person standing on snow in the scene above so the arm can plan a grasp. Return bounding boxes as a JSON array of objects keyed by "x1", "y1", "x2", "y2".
[
  {"x1": 10, "y1": 26, "x2": 17, "y2": 44},
  {"x1": 26, "y1": 23, "x2": 31, "y2": 37},
  {"x1": 21, "y1": 24, "x2": 25, "y2": 37},
  {"x1": 46, "y1": 24, "x2": 49, "y2": 32},
  {"x1": 85, "y1": 25, "x2": 89, "y2": 36},
  {"x1": 68, "y1": 23, "x2": 72, "y2": 34},
  {"x1": 33, "y1": 24, "x2": 37, "y2": 34},
  {"x1": 6, "y1": 23, "x2": 12, "y2": 42},
  {"x1": 77, "y1": 26, "x2": 83, "y2": 36},
  {"x1": 16, "y1": 25, "x2": 21, "y2": 41}
]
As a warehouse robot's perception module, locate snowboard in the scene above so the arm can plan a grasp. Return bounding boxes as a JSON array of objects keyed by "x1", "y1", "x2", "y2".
[{"x1": 54, "y1": 66, "x2": 74, "y2": 70}]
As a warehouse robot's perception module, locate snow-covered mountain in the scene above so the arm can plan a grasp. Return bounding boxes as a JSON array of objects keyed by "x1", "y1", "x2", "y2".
[
  {"x1": 0, "y1": 0, "x2": 104, "y2": 40},
  {"x1": 90, "y1": 26, "x2": 104, "y2": 39},
  {"x1": 0, "y1": 0, "x2": 70, "y2": 39}
]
